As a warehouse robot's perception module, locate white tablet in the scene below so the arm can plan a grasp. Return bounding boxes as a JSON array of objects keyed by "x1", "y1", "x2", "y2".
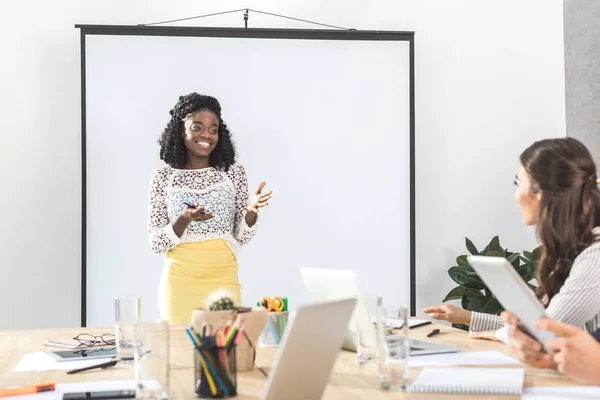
[{"x1": 467, "y1": 256, "x2": 555, "y2": 350}]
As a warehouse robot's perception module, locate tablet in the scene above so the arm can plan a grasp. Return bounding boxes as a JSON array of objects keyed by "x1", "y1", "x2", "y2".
[
  {"x1": 47, "y1": 346, "x2": 116, "y2": 362},
  {"x1": 467, "y1": 256, "x2": 555, "y2": 350}
]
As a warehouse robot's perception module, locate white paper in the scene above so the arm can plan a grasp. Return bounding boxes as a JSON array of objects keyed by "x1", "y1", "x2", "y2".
[
  {"x1": 409, "y1": 367, "x2": 524, "y2": 393},
  {"x1": 12, "y1": 352, "x2": 113, "y2": 372},
  {"x1": 370, "y1": 317, "x2": 431, "y2": 329},
  {"x1": 522, "y1": 386, "x2": 600, "y2": 399},
  {"x1": 5, "y1": 380, "x2": 159, "y2": 400},
  {"x1": 409, "y1": 350, "x2": 520, "y2": 367},
  {"x1": 42, "y1": 341, "x2": 80, "y2": 349}
]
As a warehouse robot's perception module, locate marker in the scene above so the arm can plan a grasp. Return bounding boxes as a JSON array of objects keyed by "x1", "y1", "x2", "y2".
[
  {"x1": 0, "y1": 382, "x2": 55, "y2": 398},
  {"x1": 427, "y1": 329, "x2": 440, "y2": 338}
]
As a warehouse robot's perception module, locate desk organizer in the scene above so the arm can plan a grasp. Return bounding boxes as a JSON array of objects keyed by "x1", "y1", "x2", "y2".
[
  {"x1": 258, "y1": 311, "x2": 289, "y2": 347},
  {"x1": 191, "y1": 308, "x2": 268, "y2": 372},
  {"x1": 194, "y1": 345, "x2": 237, "y2": 398}
]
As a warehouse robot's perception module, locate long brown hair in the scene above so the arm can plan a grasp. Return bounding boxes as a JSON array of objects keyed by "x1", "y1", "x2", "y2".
[{"x1": 520, "y1": 137, "x2": 600, "y2": 304}]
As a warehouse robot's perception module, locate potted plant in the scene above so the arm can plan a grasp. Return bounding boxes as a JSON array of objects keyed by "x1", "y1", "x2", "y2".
[{"x1": 442, "y1": 236, "x2": 542, "y2": 330}]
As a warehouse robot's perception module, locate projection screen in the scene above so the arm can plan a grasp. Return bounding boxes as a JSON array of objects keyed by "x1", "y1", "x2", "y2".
[{"x1": 78, "y1": 26, "x2": 414, "y2": 327}]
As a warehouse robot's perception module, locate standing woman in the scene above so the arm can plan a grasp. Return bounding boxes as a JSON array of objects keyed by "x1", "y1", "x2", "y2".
[{"x1": 148, "y1": 93, "x2": 272, "y2": 324}]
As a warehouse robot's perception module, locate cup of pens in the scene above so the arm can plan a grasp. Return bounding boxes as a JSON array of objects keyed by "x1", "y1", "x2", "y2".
[
  {"x1": 186, "y1": 316, "x2": 244, "y2": 398},
  {"x1": 257, "y1": 296, "x2": 289, "y2": 347}
]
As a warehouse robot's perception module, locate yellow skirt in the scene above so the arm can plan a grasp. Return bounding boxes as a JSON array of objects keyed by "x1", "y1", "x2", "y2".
[{"x1": 158, "y1": 239, "x2": 240, "y2": 325}]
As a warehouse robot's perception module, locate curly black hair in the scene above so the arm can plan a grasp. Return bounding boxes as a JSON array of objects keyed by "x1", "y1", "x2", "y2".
[{"x1": 159, "y1": 93, "x2": 236, "y2": 171}]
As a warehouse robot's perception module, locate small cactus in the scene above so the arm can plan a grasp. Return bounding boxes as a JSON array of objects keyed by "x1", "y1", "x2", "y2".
[{"x1": 206, "y1": 288, "x2": 235, "y2": 311}]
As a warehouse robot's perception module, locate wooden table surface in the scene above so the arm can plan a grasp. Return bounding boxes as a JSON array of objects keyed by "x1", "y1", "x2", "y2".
[{"x1": 0, "y1": 322, "x2": 580, "y2": 399}]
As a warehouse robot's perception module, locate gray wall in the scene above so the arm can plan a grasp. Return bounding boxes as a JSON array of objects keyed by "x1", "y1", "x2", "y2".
[{"x1": 564, "y1": 0, "x2": 600, "y2": 164}]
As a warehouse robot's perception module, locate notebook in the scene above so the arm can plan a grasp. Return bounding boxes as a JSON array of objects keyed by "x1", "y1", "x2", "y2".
[{"x1": 407, "y1": 367, "x2": 524, "y2": 395}]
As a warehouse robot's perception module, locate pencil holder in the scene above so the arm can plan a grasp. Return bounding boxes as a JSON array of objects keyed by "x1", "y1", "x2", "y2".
[
  {"x1": 191, "y1": 308, "x2": 268, "y2": 372},
  {"x1": 258, "y1": 311, "x2": 289, "y2": 347},
  {"x1": 194, "y1": 345, "x2": 237, "y2": 398}
]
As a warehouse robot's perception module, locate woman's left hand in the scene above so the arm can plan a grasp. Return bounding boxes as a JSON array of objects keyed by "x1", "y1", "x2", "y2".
[
  {"x1": 247, "y1": 182, "x2": 272, "y2": 213},
  {"x1": 500, "y1": 311, "x2": 556, "y2": 369}
]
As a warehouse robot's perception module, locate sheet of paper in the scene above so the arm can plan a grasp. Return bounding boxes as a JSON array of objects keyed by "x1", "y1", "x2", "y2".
[
  {"x1": 12, "y1": 352, "x2": 113, "y2": 372},
  {"x1": 522, "y1": 386, "x2": 600, "y2": 399},
  {"x1": 6, "y1": 380, "x2": 160, "y2": 400},
  {"x1": 370, "y1": 317, "x2": 431, "y2": 329},
  {"x1": 409, "y1": 350, "x2": 520, "y2": 367}
]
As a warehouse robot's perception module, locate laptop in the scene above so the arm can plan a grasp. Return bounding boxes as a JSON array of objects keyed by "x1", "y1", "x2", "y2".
[
  {"x1": 261, "y1": 298, "x2": 357, "y2": 400},
  {"x1": 300, "y1": 268, "x2": 460, "y2": 356}
]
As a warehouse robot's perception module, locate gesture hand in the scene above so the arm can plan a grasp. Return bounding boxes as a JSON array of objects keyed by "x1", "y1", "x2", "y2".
[
  {"x1": 423, "y1": 304, "x2": 471, "y2": 326},
  {"x1": 247, "y1": 182, "x2": 272, "y2": 213},
  {"x1": 181, "y1": 203, "x2": 213, "y2": 222}
]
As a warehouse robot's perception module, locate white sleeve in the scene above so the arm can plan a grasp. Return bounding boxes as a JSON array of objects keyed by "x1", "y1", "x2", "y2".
[
  {"x1": 227, "y1": 163, "x2": 257, "y2": 246},
  {"x1": 148, "y1": 168, "x2": 182, "y2": 254}
]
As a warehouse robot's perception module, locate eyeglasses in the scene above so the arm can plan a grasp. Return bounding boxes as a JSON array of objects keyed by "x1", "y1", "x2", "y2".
[{"x1": 73, "y1": 333, "x2": 116, "y2": 347}]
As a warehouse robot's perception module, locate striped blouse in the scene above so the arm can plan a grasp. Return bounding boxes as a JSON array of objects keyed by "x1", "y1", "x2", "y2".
[{"x1": 470, "y1": 227, "x2": 600, "y2": 343}]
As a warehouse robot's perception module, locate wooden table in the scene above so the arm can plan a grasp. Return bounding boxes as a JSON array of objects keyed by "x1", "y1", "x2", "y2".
[{"x1": 0, "y1": 322, "x2": 580, "y2": 399}]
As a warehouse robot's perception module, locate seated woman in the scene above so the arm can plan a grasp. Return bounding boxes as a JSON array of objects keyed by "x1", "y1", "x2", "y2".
[
  {"x1": 503, "y1": 315, "x2": 600, "y2": 384},
  {"x1": 424, "y1": 137, "x2": 600, "y2": 343}
]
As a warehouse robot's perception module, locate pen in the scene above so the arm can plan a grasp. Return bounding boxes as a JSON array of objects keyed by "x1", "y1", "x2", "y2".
[
  {"x1": 256, "y1": 364, "x2": 269, "y2": 378},
  {"x1": 0, "y1": 382, "x2": 55, "y2": 398},
  {"x1": 184, "y1": 202, "x2": 207, "y2": 214},
  {"x1": 427, "y1": 328, "x2": 441, "y2": 338},
  {"x1": 67, "y1": 359, "x2": 119, "y2": 374}
]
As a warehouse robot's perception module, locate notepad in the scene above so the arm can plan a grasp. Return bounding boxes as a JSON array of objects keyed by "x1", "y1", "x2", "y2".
[
  {"x1": 407, "y1": 367, "x2": 524, "y2": 395},
  {"x1": 522, "y1": 386, "x2": 600, "y2": 399},
  {"x1": 409, "y1": 350, "x2": 520, "y2": 367}
]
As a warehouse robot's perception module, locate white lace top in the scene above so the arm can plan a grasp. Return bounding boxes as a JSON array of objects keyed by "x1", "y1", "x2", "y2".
[{"x1": 148, "y1": 163, "x2": 257, "y2": 256}]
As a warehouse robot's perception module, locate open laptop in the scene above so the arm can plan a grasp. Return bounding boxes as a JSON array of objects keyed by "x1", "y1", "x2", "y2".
[
  {"x1": 261, "y1": 298, "x2": 357, "y2": 400},
  {"x1": 300, "y1": 268, "x2": 460, "y2": 356}
]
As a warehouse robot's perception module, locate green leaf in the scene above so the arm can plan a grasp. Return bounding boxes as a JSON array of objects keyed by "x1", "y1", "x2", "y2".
[
  {"x1": 519, "y1": 255, "x2": 531, "y2": 265},
  {"x1": 522, "y1": 251, "x2": 533, "y2": 262},
  {"x1": 487, "y1": 236, "x2": 501, "y2": 252},
  {"x1": 465, "y1": 238, "x2": 479, "y2": 255},
  {"x1": 456, "y1": 255, "x2": 470, "y2": 267},
  {"x1": 484, "y1": 250, "x2": 502, "y2": 257},
  {"x1": 507, "y1": 253, "x2": 520, "y2": 266},
  {"x1": 448, "y1": 267, "x2": 486, "y2": 290},
  {"x1": 480, "y1": 297, "x2": 504, "y2": 315},
  {"x1": 484, "y1": 288, "x2": 493, "y2": 300},
  {"x1": 464, "y1": 288, "x2": 485, "y2": 300},
  {"x1": 461, "y1": 296, "x2": 471, "y2": 310},
  {"x1": 522, "y1": 272, "x2": 535, "y2": 282},
  {"x1": 467, "y1": 298, "x2": 486, "y2": 312},
  {"x1": 443, "y1": 286, "x2": 466, "y2": 302},
  {"x1": 520, "y1": 261, "x2": 534, "y2": 274}
]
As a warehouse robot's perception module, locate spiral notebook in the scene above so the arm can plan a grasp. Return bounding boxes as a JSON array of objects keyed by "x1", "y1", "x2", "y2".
[{"x1": 407, "y1": 367, "x2": 524, "y2": 395}]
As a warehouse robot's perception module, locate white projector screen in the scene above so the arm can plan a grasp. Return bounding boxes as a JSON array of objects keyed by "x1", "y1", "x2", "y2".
[{"x1": 80, "y1": 26, "x2": 414, "y2": 327}]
